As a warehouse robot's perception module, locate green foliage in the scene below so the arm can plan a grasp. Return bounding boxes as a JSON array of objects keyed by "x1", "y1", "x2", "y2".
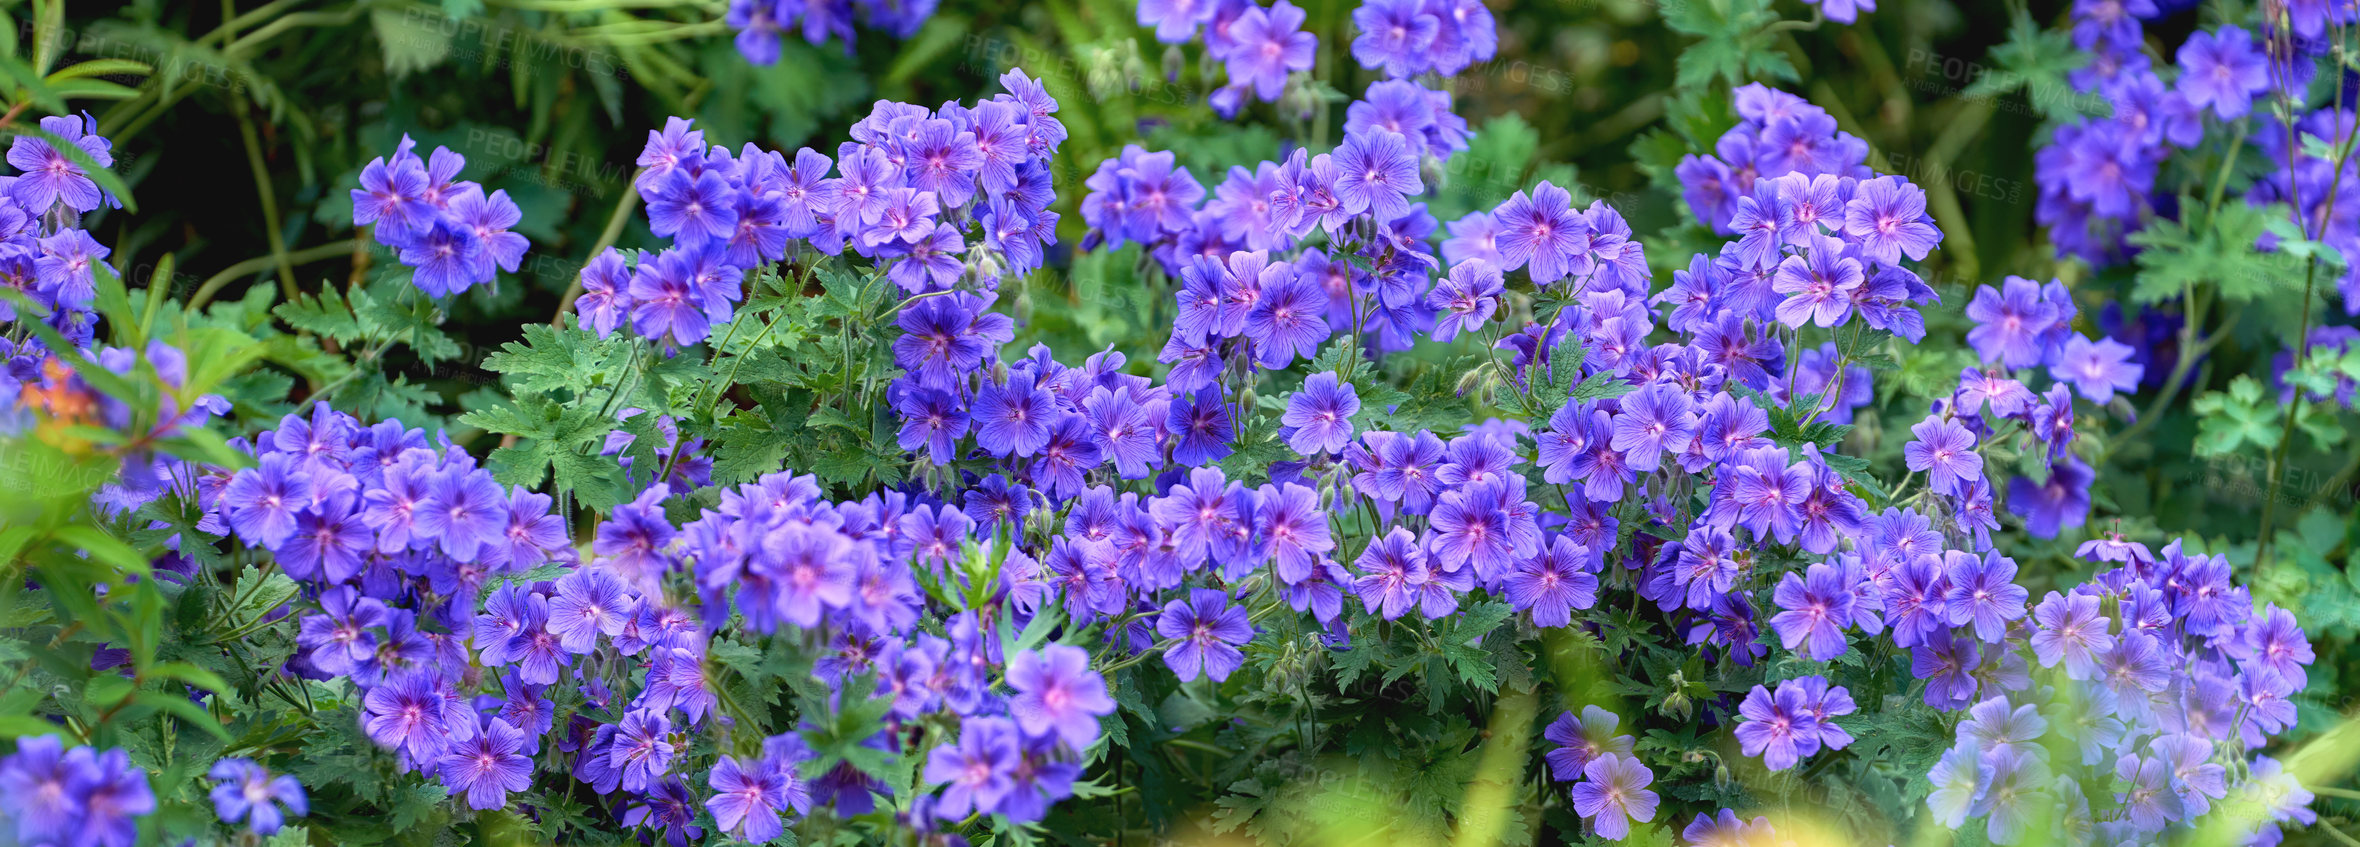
[{"x1": 1661, "y1": 0, "x2": 1799, "y2": 89}]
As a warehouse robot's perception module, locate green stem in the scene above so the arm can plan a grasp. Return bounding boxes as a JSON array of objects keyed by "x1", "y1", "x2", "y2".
[
  {"x1": 187, "y1": 243, "x2": 352, "y2": 311},
  {"x1": 232, "y1": 99, "x2": 299, "y2": 303}
]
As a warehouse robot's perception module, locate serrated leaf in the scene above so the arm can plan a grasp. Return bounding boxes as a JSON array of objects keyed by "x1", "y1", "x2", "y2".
[{"x1": 2129, "y1": 200, "x2": 2308, "y2": 305}]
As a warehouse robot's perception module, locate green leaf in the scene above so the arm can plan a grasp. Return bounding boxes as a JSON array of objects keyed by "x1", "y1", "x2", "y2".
[
  {"x1": 52, "y1": 526, "x2": 149, "y2": 579},
  {"x1": 215, "y1": 565, "x2": 299, "y2": 635},
  {"x1": 480, "y1": 323, "x2": 629, "y2": 397},
  {"x1": 370, "y1": 9, "x2": 450, "y2": 77},
  {"x1": 463, "y1": 396, "x2": 628, "y2": 508},
  {"x1": 133, "y1": 689, "x2": 232, "y2": 740},
  {"x1": 2129, "y1": 200, "x2": 2308, "y2": 305},
  {"x1": 273, "y1": 288, "x2": 368, "y2": 345},
  {"x1": 2190, "y1": 376, "x2": 2282, "y2": 456},
  {"x1": 1963, "y1": 9, "x2": 2092, "y2": 117},
  {"x1": 46, "y1": 59, "x2": 152, "y2": 81},
  {"x1": 0, "y1": 53, "x2": 64, "y2": 113},
  {"x1": 1661, "y1": 0, "x2": 1797, "y2": 89}
]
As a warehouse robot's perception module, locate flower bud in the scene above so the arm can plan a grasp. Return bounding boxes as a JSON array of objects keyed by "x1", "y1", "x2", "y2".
[
  {"x1": 1163, "y1": 45, "x2": 1187, "y2": 84},
  {"x1": 1420, "y1": 152, "x2": 1448, "y2": 192}
]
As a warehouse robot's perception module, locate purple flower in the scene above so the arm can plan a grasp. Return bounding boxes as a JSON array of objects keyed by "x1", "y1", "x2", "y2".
[
  {"x1": 1808, "y1": 0, "x2": 1876, "y2": 24},
  {"x1": 1567, "y1": 753, "x2": 1657, "y2": 840},
  {"x1": 1258, "y1": 482, "x2": 1335, "y2": 582},
  {"x1": 548, "y1": 567, "x2": 629, "y2": 653},
  {"x1": 2006, "y1": 457, "x2": 2092, "y2": 539},
  {"x1": 2176, "y1": 26, "x2": 2269, "y2": 120},
  {"x1": 223, "y1": 453, "x2": 313, "y2": 548},
  {"x1": 490, "y1": 486, "x2": 566, "y2": 571},
  {"x1": 610, "y1": 709, "x2": 677, "y2": 793},
  {"x1": 924, "y1": 717, "x2": 1016, "y2": 819},
  {"x1": 1157, "y1": 587, "x2": 1255, "y2": 682},
  {"x1": 0, "y1": 736, "x2": 89, "y2": 844},
  {"x1": 281, "y1": 490, "x2": 370, "y2": 584},
  {"x1": 708, "y1": 754, "x2": 795, "y2": 841},
  {"x1": 1493, "y1": 182, "x2": 1589, "y2": 285},
  {"x1": 67, "y1": 746, "x2": 151, "y2": 847},
  {"x1": 417, "y1": 468, "x2": 506, "y2": 562},
  {"x1": 1007, "y1": 644, "x2": 1115, "y2": 750},
  {"x1": 1542, "y1": 705, "x2": 1634, "y2": 781},
  {"x1": 1771, "y1": 234, "x2": 1863, "y2": 328},
  {"x1": 298, "y1": 586, "x2": 386, "y2": 676},
  {"x1": 901, "y1": 120, "x2": 983, "y2": 208},
  {"x1": 352, "y1": 149, "x2": 432, "y2": 235},
  {"x1": 1924, "y1": 745, "x2": 1979, "y2": 827},
  {"x1": 1427, "y1": 258, "x2": 1503, "y2": 342},
  {"x1": 501, "y1": 591, "x2": 570, "y2": 685},
  {"x1": 1282, "y1": 371, "x2": 1360, "y2": 455},
  {"x1": 645, "y1": 168, "x2": 740, "y2": 250},
  {"x1": 208, "y1": 758, "x2": 306, "y2": 836},
  {"x1": 1609, "y1": 383, "x2": 1696, "y2": 472},
  {"x1": 1349, "y1": 0, "x2": 1439, "y2": 77},
  {"x1": 1167, "y1": 387, "x2": 1236, "y2": 466},
  {"x1": 1734, "y1": 683, "x2": 1821, "y2": 771},
  {"x1": 1505, "y1": 536, "x2": 1599, "y2": 627},
  {"x1": 1770, "y1": 562, "x2": 1854, "y2": 660},
  {"x1": 1912, "y1": 629, "x2": 1981, "y2": 709},
  {"x1": 974, "y1": 372, "x2": 1059, "y2": 458},
  {"x1": 1351, "y1": 526, "x2": 1427, "y2": 620},
  {"x1": 1429, "y1": 483, "x2": 1516, "y2": 579},
  {"x1": 1083, "y1": 386, "x2": 1159, "y2": 478},
  {"x1": 362, "y1": 671, "x2": 448, "y2": 761},
  {"x1": 11, "y1": 114, "x2": 113, "y2": 213},
  {"x1": 1964, "y1": 277, "x2": 2056, "y2": 369},
  {"x1": 1977, "y1": 747, "x2": 2051, "y2": 844},
  {"x1": 1332, "y1": 129, "x2": 1422, "y2": 220},
  {"x1": 595, "y1": 484, "x2": 676, "y2": 592},
  {"x1": 1941, "y1": 550, "x2": 2027, "y2": 642},
  {"x1": 2230, "y1": 603, "x2": 2314, "y2": 688},
  {"x1": 1902, "y1": 414, "x2": 1983, "y2": 496},
  {"x1": 2027, "y1": 590, "x2": 2113, "y2": 679},
  {"x1": 2049, "y1": 335, "x2": 2142, "y2": 403},
  {"x1": 1224, "y1": 1, "x2": 1317, "y2": 99},
  {"x1": 439, "y1": 717, "x2": 533, "y2": 810},
  {"x1": 1137, "y1": 0, "x2": 1216, "y2": 41},
  {"x1": 1843, "y1": 175, "x2": 1939, "y2": 265},
  {"x1": 1241, "y1": 254, "x2": 1330, "y2": 368}
]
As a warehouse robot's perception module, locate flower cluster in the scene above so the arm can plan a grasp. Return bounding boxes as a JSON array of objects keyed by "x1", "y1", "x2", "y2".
[
  {"x1": 724, "y1": 0, "x2": 936, "y2": 64},
  {"x1": 1136, "y1": 0, "x2": 1320, "y2": 116},
  {"x1": 0, "y1": 113, "x2": 121, "y2": 350},
  {"x1": 1919, "y1": 541, "x2": 2317, "y2": 845},
  {"x1": 3, "y1": 18, "x2": 2336, "y2": 841},
  {"x1": 576, "y1": 69, "x2": 1064, "y2": 348},
  {"x1": 351, "y1": 136, "x2": 530, "y2": 298},
  {"x1": 0, "y1": 735, "x2": 153, "y2": 847},
  {"x1": 1733, "y1": 676, "x2": 1855, "y2": 770},
  {"x1": 1348, "y1": 0, "x2": 1497, "y2": 79}
]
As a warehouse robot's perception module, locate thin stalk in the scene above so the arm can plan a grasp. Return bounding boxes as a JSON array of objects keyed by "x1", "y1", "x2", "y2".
[
  {"x1": 232, "y1": 99, "x2": 299, "y2": 302},
  {"x1": 187, "y1": 243, "x2": 351, "y2": 310}
]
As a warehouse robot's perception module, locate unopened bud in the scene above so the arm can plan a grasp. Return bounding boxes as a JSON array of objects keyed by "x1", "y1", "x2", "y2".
[
  {"x1": 1278, "y1": 74, "x2": 1315, "y2": 121},
  {"x1": 1420, "y1": 152, "x2": 1447, "y2": 192},
  {"x1": 1163, "y1": 45, "x2": 1186, "y2": 83}
]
